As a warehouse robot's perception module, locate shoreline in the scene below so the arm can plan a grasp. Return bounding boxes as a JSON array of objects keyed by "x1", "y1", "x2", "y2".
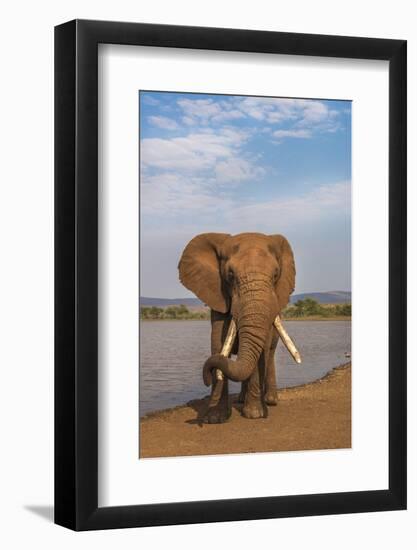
[
  {"x1": 141, "y1": 361, "x2": 351, "y2": 420},
  {"x1": 140, "y1": 362, "x2": 351, "y2": 458}
]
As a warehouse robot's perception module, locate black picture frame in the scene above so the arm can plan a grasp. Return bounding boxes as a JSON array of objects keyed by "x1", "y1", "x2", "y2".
[{"x1": 55, "y1": 19, "x2": 407, "y2": 531}]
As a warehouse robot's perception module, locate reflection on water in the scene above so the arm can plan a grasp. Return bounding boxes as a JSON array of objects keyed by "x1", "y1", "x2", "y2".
[{"x1": 139, "y1": 320, "x2": 351, "y2": 416}]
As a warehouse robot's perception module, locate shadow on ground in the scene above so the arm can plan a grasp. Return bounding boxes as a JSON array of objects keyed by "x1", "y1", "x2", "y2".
[
  {"x1": 185, "y1": 395, "x2": 243, "y2": 426},
  {"x1": 24, "y1": 505, "x2": 54, "y2": 523}
]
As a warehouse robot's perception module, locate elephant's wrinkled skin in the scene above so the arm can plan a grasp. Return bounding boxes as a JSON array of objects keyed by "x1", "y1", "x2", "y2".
[{"x1": 178, "y1": 232, "x2": 296, "y2": 423}]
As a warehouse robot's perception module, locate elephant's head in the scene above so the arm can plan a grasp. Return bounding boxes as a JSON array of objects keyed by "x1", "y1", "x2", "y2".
[{"x1": 178, "y1": 232, "x2": 296, "y2": 383}]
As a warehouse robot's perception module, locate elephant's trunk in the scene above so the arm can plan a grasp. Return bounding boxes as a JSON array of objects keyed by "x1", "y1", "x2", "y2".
[{"x1": 203, "y1": 279, "x2": 275, "y2": 384}]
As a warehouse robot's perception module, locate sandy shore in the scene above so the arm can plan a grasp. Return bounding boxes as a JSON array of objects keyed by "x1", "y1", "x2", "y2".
[{"x1": 140, "y1": 363, "x2": 351, "y2": 458}]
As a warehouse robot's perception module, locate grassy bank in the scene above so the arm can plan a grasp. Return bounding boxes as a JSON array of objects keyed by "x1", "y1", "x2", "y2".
[
  {"x1": 140, "y1": 298, "x2": 351, "y2": 321},
  {"x1": 283, "y1": 315, "x2": 351, "y2": 321}
]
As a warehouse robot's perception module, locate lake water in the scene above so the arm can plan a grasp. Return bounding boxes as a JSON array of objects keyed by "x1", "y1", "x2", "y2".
[{"x1": 139, "y1": 320, "x2": 351, "y2": 416}]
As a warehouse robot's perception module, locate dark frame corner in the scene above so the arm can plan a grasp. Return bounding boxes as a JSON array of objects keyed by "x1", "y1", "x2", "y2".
[{"x1": 55, "y1": 19, "x2": 406, "y2": 531}]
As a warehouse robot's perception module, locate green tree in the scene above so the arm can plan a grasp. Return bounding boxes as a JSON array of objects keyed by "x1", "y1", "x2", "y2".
[
  {"x1": 164, "y1": 304, "x2": 190, "y2": 319},
  {"x1": 140, "y1": 306, "x2": 149, "y2": 319},
  {"x1": 140, "y1": 306, "x2": 164, "y2": 319},
  {"x1": 293, "y1": 298, "x2": 320, "y2": 316},
  {"x1": 335, "y1": 303, "x2": 351, "y2": 316}
]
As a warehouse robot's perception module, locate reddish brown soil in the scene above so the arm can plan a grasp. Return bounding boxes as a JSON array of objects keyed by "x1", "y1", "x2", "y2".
[{"x1": 140, "y1": 363, "x2": 351, "y2": 458}]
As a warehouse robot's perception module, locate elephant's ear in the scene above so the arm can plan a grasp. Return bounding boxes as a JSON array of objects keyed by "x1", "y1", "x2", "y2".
[
  {"x1": 178, "y1": 233, "x2": 230, "y2": 313},
  {"x1": 269, "y1": 234, "x2": 296, "y2": 311}
]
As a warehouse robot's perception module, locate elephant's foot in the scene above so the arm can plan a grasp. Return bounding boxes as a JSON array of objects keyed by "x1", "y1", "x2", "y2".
[
  {"x1": 204, "y1": 402, "x2": 231, "y2": 424},
  {"x1": 264, "y1": 389, "x2": 278, "y2": 406},
  {"x1": 242, "y1": 400, "x2": 268, "y2": 419}
]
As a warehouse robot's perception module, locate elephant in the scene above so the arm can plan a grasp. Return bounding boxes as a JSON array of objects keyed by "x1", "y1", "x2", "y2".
[{"x1": 178, "y1": 232, "x2": 299, "y2": 424}]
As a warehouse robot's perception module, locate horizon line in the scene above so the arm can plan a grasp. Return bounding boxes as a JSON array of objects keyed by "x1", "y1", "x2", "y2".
[{"x1": 140, "y1": 290, "x2": 351, "y2": 300}]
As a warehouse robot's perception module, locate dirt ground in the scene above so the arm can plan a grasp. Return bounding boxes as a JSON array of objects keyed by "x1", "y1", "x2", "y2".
[{"x1": 140, "y1": 363, "x2": 351, "y2": 458}]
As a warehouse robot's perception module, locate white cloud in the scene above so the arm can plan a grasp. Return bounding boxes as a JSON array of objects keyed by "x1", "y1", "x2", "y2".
[
  {"x1": 178, "y1": 97, "x2": 246, "y2": 126},
  {"x1": 142, "y1": 95, "x2": 160, "y2": 106},
  {"x1": 140, "y1": 127, "x2": 265, "y2": 216},
  {"x1": 273, "y1": 129, "x2": 312, "y2": 139},
  {"x1": 300, "y1": 100, "x2": 329, "y2": 123},
  {"x1": 141, "y1": 128, "x2": 255, "y2": 181},
  {"x1": 177, "y1": 98, "x2": 222, "y2": 124},
  {"x1": 174, "y1": 95, "x2": 343, "y2": 141},
  {"x1": 148, "y1": 115, "x2": 179, "y2": 130},
  {"x1": 239, "y1": 97, "x2": 337, "y2": 129},
  {"x1": 239, "y1": 97, "x2": 295, "y2": 123},
  {"x1": 182, "y1": 116, "x2": 195, "y2": 126},
  {"x1": 140, "y1": 172, "x2": 233, "y2": 216},
  {"x1": 213, "y1": 109, "x2": 244, "y2": 123},
  {"x1": 142, "y1": 132, "x2": 238, "y2": 172},
  {"x1": 215, "y1": 158, "x2": 265, "y2": 183},
  {"x1": 228, "y1": 181, "x2": 350, "y2": 232}
]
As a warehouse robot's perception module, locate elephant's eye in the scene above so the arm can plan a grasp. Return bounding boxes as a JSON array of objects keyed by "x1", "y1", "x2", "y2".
[
  {"x1": 227, "y1": 268, "x2": 235, "y2": 283},
  {"x1": 273, "y1": 268, "x2": 280, "y2": 283}
]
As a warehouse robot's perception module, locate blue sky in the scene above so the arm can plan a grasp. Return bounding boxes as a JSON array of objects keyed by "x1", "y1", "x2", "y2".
[{"x1": 140, "y1": 91, "x2": 351, "y2": 298}]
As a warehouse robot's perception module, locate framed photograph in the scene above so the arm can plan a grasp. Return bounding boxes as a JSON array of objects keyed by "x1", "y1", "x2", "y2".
[{"x1": 55, "y1": 19, "x2": 406, "y2": 530}]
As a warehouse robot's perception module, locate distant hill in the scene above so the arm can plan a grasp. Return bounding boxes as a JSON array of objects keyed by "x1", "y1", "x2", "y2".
[
  {"x1": 140, "y1": 297, "x2": 204, "y2": 308},
  {"x1": 289, "y1": 291, "x2": 351, "y2": 304},
  {"x1": 140, "y1": 291, "x2": 351, "y2": 308}
]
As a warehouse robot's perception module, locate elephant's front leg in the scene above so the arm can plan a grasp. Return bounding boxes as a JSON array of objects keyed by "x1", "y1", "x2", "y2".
[
  {"x1": 205, "y1": 373, "x2": 231, "y2": 424},
  {"x1": 203, "y1": 311, "x2": 232, "y2": 424},
  {"x1": 242, "y1": 352, "x2": 268, "y2": 419},
  {"x1": 264, "y1": 332, "x2": 279, "y2": 405}
]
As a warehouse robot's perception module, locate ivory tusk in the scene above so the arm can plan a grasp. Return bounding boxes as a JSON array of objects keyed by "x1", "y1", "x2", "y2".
[
  {"x1": 216, "y1": 319, "x2": 237, "y2": 381},
  {"x1": 274, "y1": 315, "x2": 302, "y2": 364}
]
